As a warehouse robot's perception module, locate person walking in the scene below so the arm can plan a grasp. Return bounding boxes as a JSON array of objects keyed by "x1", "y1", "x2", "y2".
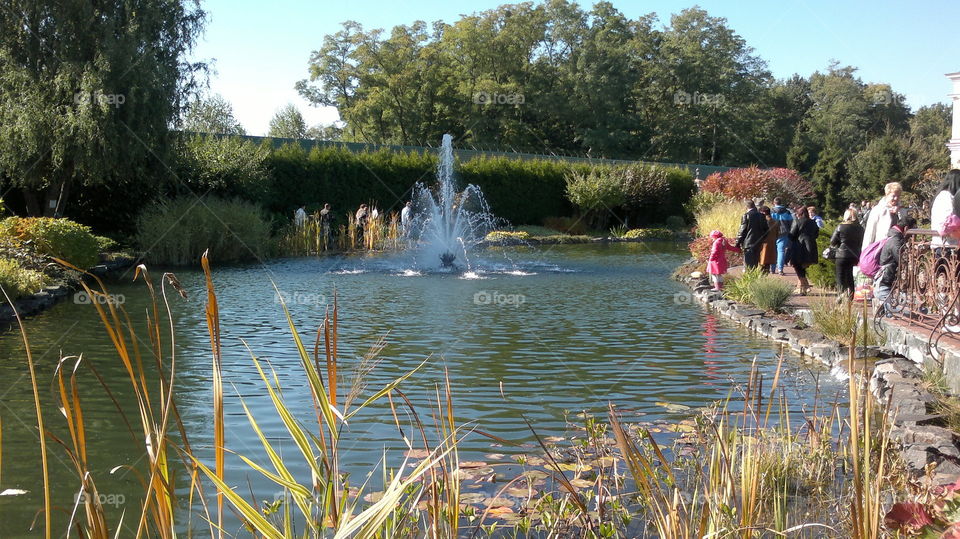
[
  {"x1": 707, "y1": 230, "x2": 741, "y2": 291},
  {"x1": 758, "y1": 206, "x2": 779, "y2": 274},
  {"x1": 830, "y1": 208, "x2": 864, "y2": 298},
  {"x1": 736, "y1": 200, "x2": 768, "y2": 270},
  {"x1": 790, "y1": 206, "x2": 820, "y2": 295},
  {"x1": 861, "y1": 182, "x2": 902, "y2": 250},
  {"x1": 770, "y1": 197, "x2": 794, "y2": 274},
  {"x1": 931, "y1": 169, "x2": 960, "y2": 255}
]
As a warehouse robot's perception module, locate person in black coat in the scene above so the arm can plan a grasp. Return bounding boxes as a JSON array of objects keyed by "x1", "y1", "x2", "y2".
[
  {"x1": 736, "y1": 200, "x2": 768, "y2": 269},
  {"x1": 830, "y1": 208, "x2": 865, "y2": 298},
  {"x1": 789, "y1": 206, "x2": 820, "y2": 295}
]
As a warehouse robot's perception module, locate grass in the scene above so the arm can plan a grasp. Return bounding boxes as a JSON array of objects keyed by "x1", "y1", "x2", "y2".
[
  {"x1": 726, "y1": 267, "x2": 764, "y2": 304},
  {"x1": 0, "y1": 258, "x2": 48, "y2": 299},
  {"x1": 693, "y1": 199, "x2": 743, "y2": 239},
  {"x1": 810, "y1": 298, "x2": 882, "y2": 346},
  {"x1": 749, "y1": 277, "x2": 794, "y2": 312}
]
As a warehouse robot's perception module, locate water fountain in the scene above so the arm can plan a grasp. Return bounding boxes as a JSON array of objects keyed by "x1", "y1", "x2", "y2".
[{"x1": 409, "y1": 134, "x2": 500, "y2": 271}]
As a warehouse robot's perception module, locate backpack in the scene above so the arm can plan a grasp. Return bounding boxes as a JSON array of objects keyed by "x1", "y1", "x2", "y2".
[
  {"x1": 940, "y1": 213, "x2": 960, "y2": 239},
  {"x1": 858, "y1": 237, "x2": 889, "y2": 278}
]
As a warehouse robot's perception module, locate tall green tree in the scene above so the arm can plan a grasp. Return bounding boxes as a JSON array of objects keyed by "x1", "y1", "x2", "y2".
[
  {"x1": 268, "y1": 104, "x2": 308, "y2": 139},
  {"x1": 183, "y1": 94, "x2": 246, "y2": 135},
  {"x1": 0, "y1": 0, "x2": 206, "y2": 216}
]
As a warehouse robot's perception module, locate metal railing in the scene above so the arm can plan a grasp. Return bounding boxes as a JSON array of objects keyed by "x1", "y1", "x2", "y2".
[{"x1": 879, "y1": 229, "x2": 960, "y2": 357}]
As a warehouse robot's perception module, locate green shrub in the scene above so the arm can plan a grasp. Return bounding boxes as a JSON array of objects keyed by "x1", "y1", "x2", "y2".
[
  {"x1": 664, "y1": 167, "x2": 696, "y2": 221},
  {"x1": 624, "y1": 228, "x2": 672, "y2": 240},
  {"x1": 0, "y1": 217, "x2": 101, "y2": 269},
  {"x1": 685, "y1": 190, "x2": 726, "y2": 218},
  {"x1": 620, "y1": 164, "x2": 670, "y2": 226},
  {"x1": 0, "y1": 258, "x2": 48, "y2": 299},
  {"x1": 565, "y1": 167, "x2": 625, "y2": 230},
  {"x1": 806, "y1": 220, "x2": 837, "y2": 289},
  {"x1": 136, "y1": 196, "x2": 273, "y2": 265},
  {"x1": 749, "y1": 277, "x2": 794, "y2": 312},
  {"x1": 726, "y1": 267, "x2": 764, "y2": 303},
  {"x1": 810, "y1": 299, "x2": 881, "y2": 345},
  {"x1": 484, "y1": 230, "x2": 531, "y2": 242}
]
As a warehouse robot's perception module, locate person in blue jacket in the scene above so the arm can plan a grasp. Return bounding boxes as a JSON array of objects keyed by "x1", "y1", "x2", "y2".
[{"x1": 770, "y1": 197, "x2": 794, "y2": 275}]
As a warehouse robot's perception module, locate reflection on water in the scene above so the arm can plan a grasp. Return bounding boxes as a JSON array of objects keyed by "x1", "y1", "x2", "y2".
[{"x1": 0, "y1": 243, "x2": 842, "y2": 535}]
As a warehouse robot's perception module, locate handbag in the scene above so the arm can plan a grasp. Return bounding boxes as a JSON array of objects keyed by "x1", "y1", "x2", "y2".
[{"x1": 822, "y1": 246, "x2": 837, "y2": 260}]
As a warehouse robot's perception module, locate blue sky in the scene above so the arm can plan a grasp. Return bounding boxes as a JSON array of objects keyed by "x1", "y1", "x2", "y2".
[{"x1": 190, "y1": 0, "x2": 960, "y2": 136}]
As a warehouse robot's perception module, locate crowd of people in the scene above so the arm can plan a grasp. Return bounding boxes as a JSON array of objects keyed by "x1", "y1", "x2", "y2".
[
  {"x1": 707, "y1": 169, "x2": 960, "y2": 307},
  {"x1": 293, "y1": 200, "x2": 417, "y2": 250}
]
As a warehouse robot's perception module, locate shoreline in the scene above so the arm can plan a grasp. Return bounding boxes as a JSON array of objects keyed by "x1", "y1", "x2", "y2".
[{"x1": 675, "y1": 264, "x2": 960, "y2": 486}]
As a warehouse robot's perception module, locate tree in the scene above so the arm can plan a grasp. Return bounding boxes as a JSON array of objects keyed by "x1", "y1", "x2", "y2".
[
  {"x1": 0, "y1": 0, "x2": 206, "y2": 217},
  {"x1": 268, "y1": 104, "x2": 308, "y2": 139},
  {"x1": 305, "y1": 123, "x2": 344, "y2": 141},
  {"x1": 183, "y1": 94, "x2": 246, "y2": 135}
]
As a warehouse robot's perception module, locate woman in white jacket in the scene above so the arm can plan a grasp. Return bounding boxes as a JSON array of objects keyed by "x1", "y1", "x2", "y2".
[
  {"x1": 931, "y1": 169, "x2": 960, "y2": 254},
  {"x1": 861, "y1": 182, "x2": 903, "y2": 250}
]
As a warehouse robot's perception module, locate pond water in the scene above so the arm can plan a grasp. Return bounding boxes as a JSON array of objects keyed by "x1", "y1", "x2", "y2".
[{"x1": 0, "y1": 243, "x2": 844, "y2": 536}]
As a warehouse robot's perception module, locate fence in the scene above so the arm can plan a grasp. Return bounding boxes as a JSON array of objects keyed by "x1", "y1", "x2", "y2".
[{"x1": 879, "y1": 229, "x2": 960, "y2": 357}]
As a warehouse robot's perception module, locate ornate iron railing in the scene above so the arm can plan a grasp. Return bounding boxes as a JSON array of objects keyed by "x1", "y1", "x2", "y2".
[{"x1": 879, "y1": 229, "x2": 960, "y2": 357}]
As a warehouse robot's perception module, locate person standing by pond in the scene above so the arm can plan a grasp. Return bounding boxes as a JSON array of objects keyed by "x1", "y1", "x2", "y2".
[
  {"x1": 400, "y1": 201, "x2": 413, "y2": 237},
  {"x1": 830, "y1": 208, "x2": 864, "y2": 299},
  {"x1": 861, "y1": 182, "x2": 902, "y2": 251},
  {"x1": 294, "y1": 203, "x2": 308, "y2": 227},
  {"x1": 931, "y1": 169, "x2": 960, "y2": 256},
  {"x1": 875, "y1": 215, "x2": 917, "y2": 306},
  {"x1": 771, "y1": 197, "x2": 793, "y2": 275},
  {"x1": 790, "y1": 206, "x2": 820, "y2": 295},
  {"x1": 319, "y1": 203, "x2": 334, "y2": 250},
  {"x1": 758, "y1": 206, "x2": 779, "y2": 274},
  {"x1": 355, "y1": 204, "x2": 369, "y2": 246},
  {"x1": 736, "y1": 200, "x2": 767, "y2": 270},
  {"x1": 707, "y1": 230, "x2": 741, "y2": 291}
]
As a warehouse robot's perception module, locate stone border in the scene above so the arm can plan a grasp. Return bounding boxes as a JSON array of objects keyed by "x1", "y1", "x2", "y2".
[
  {"x1": 677, "y1": 268, "x2": 960, "y2": 486},
  {"x1": 0, "y1": 257, "x2": 135, "y2": 326}
]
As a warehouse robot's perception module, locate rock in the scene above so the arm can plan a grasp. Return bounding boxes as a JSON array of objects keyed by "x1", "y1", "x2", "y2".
[{"x1": 690, "y1": 271, "x2": 703, "y2": 279}]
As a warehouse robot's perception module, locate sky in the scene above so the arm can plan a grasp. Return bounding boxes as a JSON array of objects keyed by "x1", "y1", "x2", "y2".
[{"x1": 189, "y1": 0, "x2": 960, "y2": 137}]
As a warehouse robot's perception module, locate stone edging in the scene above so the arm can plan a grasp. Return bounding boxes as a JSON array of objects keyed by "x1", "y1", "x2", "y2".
[
  {"x1": 677, "y1": 268, "x2": 960, "y2": 486},
  {"x1": 0, "y1": 257, "x2": 136, "y2": 326}
]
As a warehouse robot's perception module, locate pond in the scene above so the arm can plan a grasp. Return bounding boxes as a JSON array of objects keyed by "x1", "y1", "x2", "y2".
[{"x1": 0, "y1": 242, "x2": 843, "y2": 536}]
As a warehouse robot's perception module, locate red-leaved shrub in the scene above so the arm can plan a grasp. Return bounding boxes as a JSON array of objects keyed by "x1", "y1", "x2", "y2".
[{"x1": 701, "y1": 166, "x2": 813, "y2": 204}]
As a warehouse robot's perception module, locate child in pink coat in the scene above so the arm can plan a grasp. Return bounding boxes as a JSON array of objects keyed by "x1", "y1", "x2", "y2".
[{"x1": 707, "y1": 230, "x2": 741, "y2": 291}]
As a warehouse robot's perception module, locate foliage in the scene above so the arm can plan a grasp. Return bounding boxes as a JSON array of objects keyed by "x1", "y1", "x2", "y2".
[
  {"x1": 177, "y1": 134, "x2": 272, "y2": 201},
  {"x1": 0, "y1": 0, "x2": 206, "y2": 217},
  {"x1": 748, "y1": 277, "x2": 794, "y2": 312},
  {"x1": 0, "y1": 257, "x2": 48, "y2": 299},
  {"x1": 0, "y1": 217, "x2": 101, "y2": 269},
  {"x1": 700, "y1": 166, "x2": 813, "y2": 204},
  {"x1": 182, "y1": 94, "x2": 245, "y2": 135},
  {"x1": 685, "y1": 190, "x2": 727, "y2": 218},
  {"x1": 484, "y1": 230, "x2": 531, "y2": 242},
  {"x1": 665, "y1": 215, "x2": 687, "y2": 231},
  {"x1": 806, "y1": 220, "x2": 837, "y2": 289},
  {"x1": 624, "y1": 228, "x2": 673, "y2": 240},
  {"x1": 694, "y1": 199, "x2": 743, "y2": 239},
  {"x1": 619, "y1": 164, "x2": 671, "y2": 225},
  {"x1": 810, "y1": 299, "x2": 882, "y2": 346},
  {"x1": 136, "y1": 196, "x2": 272, "y2": 265},
  {"x1": 565, "y1": 167, "x2": 625, "y2": 230},
  {"x1": 268, "y1": 104, "x2": 308, "y2": 139},
  {"x1": 726, "y1": 267, "x2": 764, "y2": 303}
]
